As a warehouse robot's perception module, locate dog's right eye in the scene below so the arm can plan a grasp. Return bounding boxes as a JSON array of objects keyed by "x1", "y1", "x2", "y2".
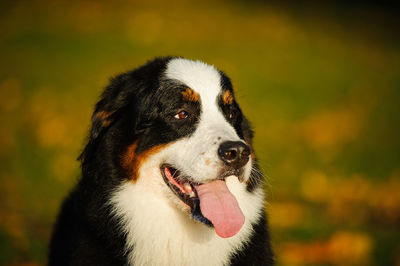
[{"x1": 174, "y1": 110, "x2": 189, "y2": 120}]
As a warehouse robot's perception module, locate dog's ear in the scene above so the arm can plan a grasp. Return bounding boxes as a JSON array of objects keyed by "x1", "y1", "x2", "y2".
[
  {"x1": 79, "y1": 74, "x2": 138, "y2": 163},
  {"x1": 90, "y1": 103, "x2": 116, "y2": 140},
  {"x1": 89, "y1": 73, "x2": 140, "y2": 140},
  {"x1": 89, "y1": 79, "x2": 123, "y2": 141}
]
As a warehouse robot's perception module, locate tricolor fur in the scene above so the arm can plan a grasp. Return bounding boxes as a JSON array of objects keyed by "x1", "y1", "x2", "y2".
[{"x1": 49, "y1": 57, "x2": 274, "y2": 266}]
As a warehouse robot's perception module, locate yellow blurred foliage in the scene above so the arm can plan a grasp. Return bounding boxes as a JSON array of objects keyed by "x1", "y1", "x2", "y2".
[
  {"x1": 0, "y1": 123, "x2": 16, "y2": 159},
  {"x1": 298, "y1": 105, "x2": 366, "y2": 161},
  {"x1": 36, "y1": 115, "x2": 68, "y2": 148},
  {"x1": 51, "y1": 152, "x2": 78, "y2": 183},
  {"x1": 0, "y1": 176, "x2": 28, "y2": 250},
  {"x1": 0, "y1": 78, "x2": 22, "y2": 112},
  {"x1": 298, "y1": 170, "x2": 400, "y2": 225},
  {"x1": 328, "y1": 231, "x2": 373, "y2": 265},
  {"x1": 268, "y1": 202, "x2": 304, "y2": 228},
  {"x1": 27, "y1": 89, "x2": 87, "y2": 150},
  {"x1": 367, "y1": 172, "x2": 400, "y2": 224},
  {"x1": 327, "y1": 174, "x2": 400, "y2": 225},
  {"x1": 300, "y1": 170, "x2": 330, "y2": 203},
  {"x1": 279, "y1": 231, "x2": 373, "y2": 265}
]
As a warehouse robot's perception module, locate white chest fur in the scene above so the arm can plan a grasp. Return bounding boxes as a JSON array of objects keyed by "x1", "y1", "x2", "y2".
[{"x1": 110, "y1": 175, "x2": 264, "y2": 266}]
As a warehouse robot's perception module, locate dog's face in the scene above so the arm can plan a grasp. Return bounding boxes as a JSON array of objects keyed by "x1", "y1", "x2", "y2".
[{"x1": 84, "y1": 57, "x2": 261, "y2": 239}]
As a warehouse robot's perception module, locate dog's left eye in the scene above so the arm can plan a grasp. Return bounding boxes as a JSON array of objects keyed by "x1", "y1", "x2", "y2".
[
  {"x1": 228, "y1": 111, "x2": 236, "y2": 120},
  {"x1": 174, "y1": 110, "x2": 189, "y2": 120},
  {"x1": 227, "y1": 108, "x2": 238, "y2": 120}
]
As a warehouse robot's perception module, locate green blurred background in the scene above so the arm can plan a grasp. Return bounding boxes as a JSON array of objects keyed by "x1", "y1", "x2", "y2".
[{"x1": 1, "y1": 0, "x2": 399, "y2": 265}]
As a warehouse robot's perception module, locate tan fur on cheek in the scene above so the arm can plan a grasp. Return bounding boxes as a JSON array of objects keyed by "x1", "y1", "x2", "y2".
[{"x1": 121, "y1": 142, "x2": 169, "y2": 182}]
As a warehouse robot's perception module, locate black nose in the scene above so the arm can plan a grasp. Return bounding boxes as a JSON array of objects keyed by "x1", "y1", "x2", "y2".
[{"x1": 218, "y1": 141, "x2": 251, "y2": 169}]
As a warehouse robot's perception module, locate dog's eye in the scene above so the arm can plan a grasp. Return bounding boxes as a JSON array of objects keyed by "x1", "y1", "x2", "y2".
[
  {"x1": 174, "y1": 110, "x2": 189, "y2": 120},
  {"x1": 228, "y1": 109, "x2": 237, "y2": 120}
]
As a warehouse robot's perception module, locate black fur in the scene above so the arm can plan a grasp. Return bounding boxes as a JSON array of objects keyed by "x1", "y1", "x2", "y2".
[{"x1": 49, "y1": 57, "x2": 274, "y2": 265}]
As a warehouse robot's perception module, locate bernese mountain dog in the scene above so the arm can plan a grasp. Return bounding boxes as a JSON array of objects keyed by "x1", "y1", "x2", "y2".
[{"x1": 49, "y1": 57, "x2": 274, "y2": 266}]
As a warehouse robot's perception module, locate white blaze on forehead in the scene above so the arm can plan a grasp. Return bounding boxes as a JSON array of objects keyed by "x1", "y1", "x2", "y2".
[
  {"x1": 164, "y1": 58, "x2": 230, "y2": 132},
  {"x1": 165, "y1": 58, "x2": 240, "y2": 142},
  {"x1": 165, "y1": 58, "x2": 222, "y2": 105}
]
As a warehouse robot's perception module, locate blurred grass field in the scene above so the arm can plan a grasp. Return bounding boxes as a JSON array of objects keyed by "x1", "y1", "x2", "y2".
[{"x1": 0, "y1": 0, "x2": 399, "y2": 265}]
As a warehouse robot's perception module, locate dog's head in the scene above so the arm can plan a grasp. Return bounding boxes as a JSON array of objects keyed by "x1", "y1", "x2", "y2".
[{"x1": 80, "y1": 57, "x2": 263, "y2": 238}]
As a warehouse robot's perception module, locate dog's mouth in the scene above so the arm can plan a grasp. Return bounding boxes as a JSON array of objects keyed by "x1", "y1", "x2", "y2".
[
  {"x1": 161, "y1": 164, "x2": 245, "y2": 238},
  {"x1": 161, "y1": 164, "x2": 212, "y2": 226}
]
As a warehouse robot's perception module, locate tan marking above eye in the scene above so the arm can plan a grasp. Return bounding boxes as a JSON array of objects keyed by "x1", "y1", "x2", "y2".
[
  {"x1": 181, "y1": 88, "x2": 199, "y2": 102},
  {"x1": 222, "y1": 90, "x2": 233, "y2": 105}
]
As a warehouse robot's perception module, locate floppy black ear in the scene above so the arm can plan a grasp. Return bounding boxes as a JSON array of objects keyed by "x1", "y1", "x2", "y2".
[
  {"x1": 79, "y1": 57, "x2": 171, "y2": 163},
  {"x1": 88, "y1": 72, "x2": 136, "y2": 140},
  {"x1": 79, "y1": 73, "x2": 137, "y2": 163},
  {"x1": 90, "y1": 100, "x2": 116, "y2": 140}
]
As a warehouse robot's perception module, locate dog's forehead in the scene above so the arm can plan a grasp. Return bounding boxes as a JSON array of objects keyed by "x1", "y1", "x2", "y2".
[{"x1": 164, "y1": 58, "x2": 223, "y2": 102}]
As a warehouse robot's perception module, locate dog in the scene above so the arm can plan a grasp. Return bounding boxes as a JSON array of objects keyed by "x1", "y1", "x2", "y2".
[{"x1": 49, "y1": 57, "x2": 274, "y2": 266}]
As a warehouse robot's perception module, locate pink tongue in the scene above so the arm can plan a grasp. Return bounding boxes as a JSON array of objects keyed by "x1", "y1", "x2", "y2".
[{"x1": 195, "y1": 180, "x2": 245, "y2": 238}]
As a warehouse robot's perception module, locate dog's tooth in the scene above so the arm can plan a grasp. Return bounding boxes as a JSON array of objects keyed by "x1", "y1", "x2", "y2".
[
  {"x1": 189, "y1": 191, "x2": 196, "y2": 198},
  {"x1": 183, "y1": 182, "x2": 192, "y2": 192}
]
